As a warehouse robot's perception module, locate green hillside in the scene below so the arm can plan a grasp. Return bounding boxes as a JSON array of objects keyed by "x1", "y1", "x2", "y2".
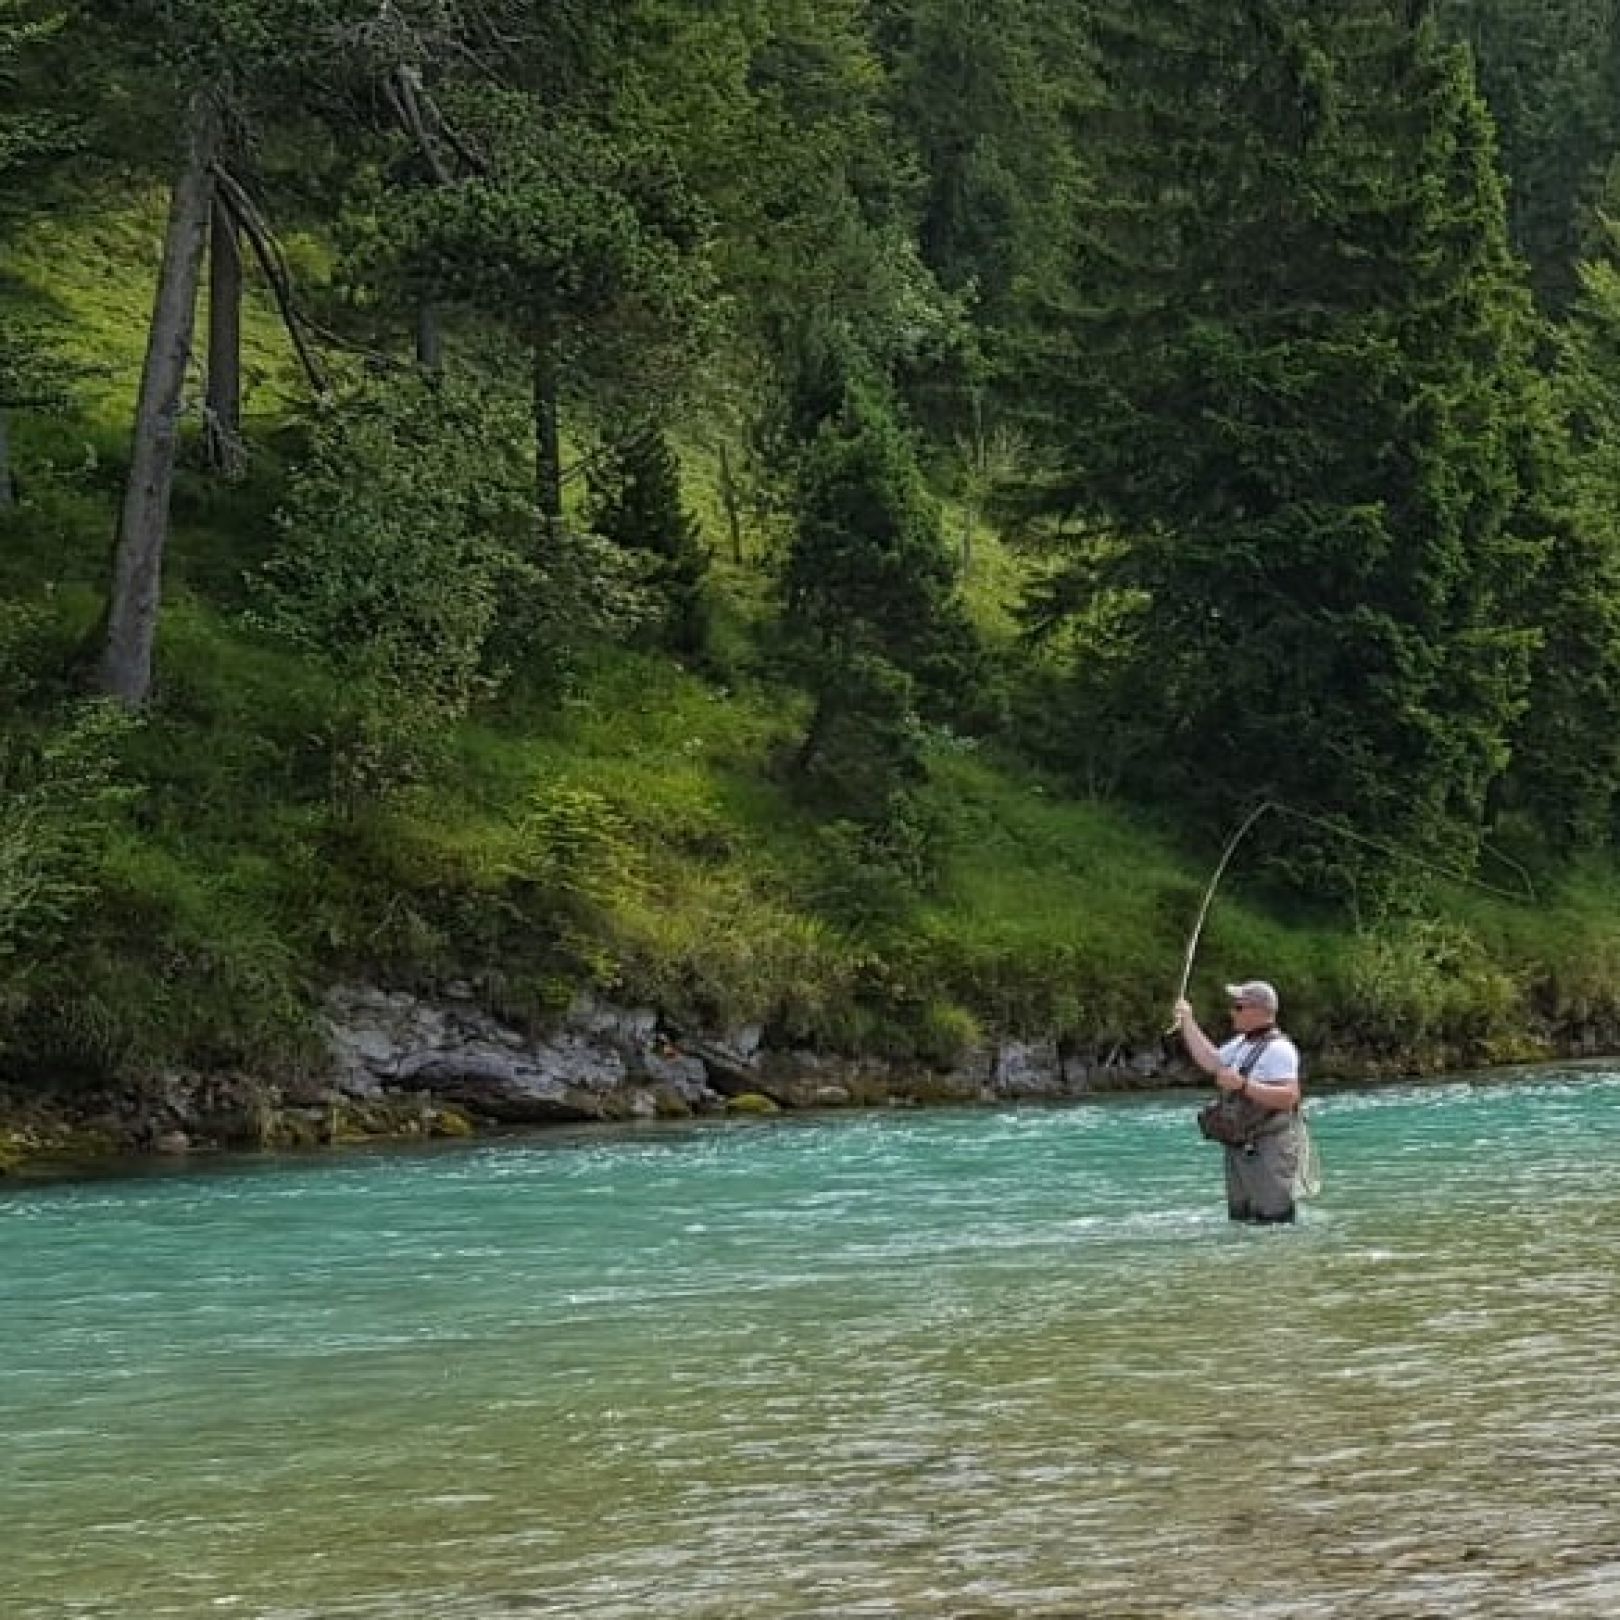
[{"x1": 9, "y1": 2, "x2": 1620, "y2": 1143}]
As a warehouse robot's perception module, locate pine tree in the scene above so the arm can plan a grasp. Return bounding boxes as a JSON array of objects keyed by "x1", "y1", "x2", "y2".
[
  {"x1": 1438, "y1": 0, "x2": 1619, "y2": 310},
  {"x1": 1505, "y1": 220, "x2": 1620, "y2": 847},
  {"x1": 1025, "y1": 0, "x2": 1548, "y2": 888},
  {"x1": 363, "y1": 90, "x2": 711, "y2": 532},
  {"x1": 880, "y1": 0, "x2": 1083, "y2": 314},
  {"x1": 784, "y1": 380, "x2": 978, "y2": 813},
  {"x1": 89, "y1": 0, "x2": 365, "y2": 704},
  {"x1": 586, "y1": 422, "x2": 711, "y2": 660}
]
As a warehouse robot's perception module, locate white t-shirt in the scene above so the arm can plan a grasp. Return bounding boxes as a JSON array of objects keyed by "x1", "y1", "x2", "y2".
[{"x1": 1218, "y1": 1031, "x2": 1300, "y2": 1085}]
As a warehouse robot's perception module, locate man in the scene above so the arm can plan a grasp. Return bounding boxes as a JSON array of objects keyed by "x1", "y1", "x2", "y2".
[{"x1": 1173, "y1": 980, "x2": 1302, "y2": 1224}]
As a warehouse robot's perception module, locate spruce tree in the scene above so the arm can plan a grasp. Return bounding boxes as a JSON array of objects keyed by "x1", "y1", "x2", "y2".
[
  {"x1": 1505, "y1": 222, "x2": 1620, "y2": 847},
  {"x1": 784, "y1": 380, "x2": 978, "y2": 814},
  {"x1": 586, "y1": 422, "x2": 711, "y2": 661},
  {"x1": 1027, "y1": 0, "x2": 1547, "y2": 887},
  {"x1": 1438, "y1": 0, "x2": 1619, "y2": 309}
]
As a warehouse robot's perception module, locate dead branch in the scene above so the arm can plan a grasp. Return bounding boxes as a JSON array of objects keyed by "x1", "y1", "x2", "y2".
[{"x1": 211, "y1": 165, "x2": 331, "y2": 400}]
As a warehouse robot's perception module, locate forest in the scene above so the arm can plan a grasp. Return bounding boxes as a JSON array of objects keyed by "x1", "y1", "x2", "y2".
[{"x1": 6, "y1": 0, "x2": 1620, "y2": 1105}]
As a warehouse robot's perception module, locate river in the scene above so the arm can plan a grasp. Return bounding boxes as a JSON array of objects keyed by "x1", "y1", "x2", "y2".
[{"x1": 5, "y1": 1069, "x2": 1619, "y2": 1618}]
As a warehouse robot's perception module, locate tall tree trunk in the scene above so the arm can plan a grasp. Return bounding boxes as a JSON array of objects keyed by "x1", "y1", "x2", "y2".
[
  {"x1": 98, "y1": 91, "x2": 221, "y2": 708},
  {"x1": 0, "y1": 410, "x2": 14, "y2": 510},
  {"x1": 532, "y1": 319, "x2": 562, "y2": 536},
  {"x1": 205, "y1": 195, "x2": 244, "y2": 474},
  {"x1": 416, "y1": 301, "x2": 443, "y2": 373},
  {"x1": 961, "y1": 388, "x2": 984, "y2": 576},
  {"x1": 718, "y1": 439, "x2": 744, "y2": 564}
]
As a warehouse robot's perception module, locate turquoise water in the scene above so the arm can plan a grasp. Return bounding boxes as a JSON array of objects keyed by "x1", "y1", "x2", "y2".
[{"x1": 5, "y1": 1071, "x2": 1620, "y2": 1619}]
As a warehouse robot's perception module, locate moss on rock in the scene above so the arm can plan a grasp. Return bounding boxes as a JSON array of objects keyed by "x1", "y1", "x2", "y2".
[{"x1": 725, "y1": 1092, "x2": 780, "y2": 1115}]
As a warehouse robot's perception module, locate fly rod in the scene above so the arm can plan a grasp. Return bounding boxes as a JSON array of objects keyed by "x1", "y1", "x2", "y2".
[
  {"x1": 1166, "y1": 800, "x2": 1275, "y2": 1032},
  {"x1": 1167, "y1": 799, "x2": 1538, "y2": 1032}
]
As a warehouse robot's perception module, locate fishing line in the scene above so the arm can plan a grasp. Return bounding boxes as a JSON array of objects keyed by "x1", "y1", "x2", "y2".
[{"x1": 1167, "y1": 797, "x2": 1538, "y2": 1030}]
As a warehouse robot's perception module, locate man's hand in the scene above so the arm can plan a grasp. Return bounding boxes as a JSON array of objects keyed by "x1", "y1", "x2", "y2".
[
  {"x1": 1172, "y1": 997, "x2": 1192, "y2": 1030},
  {"x1": 1214, "y1": 1065, "x2": 1246, "y2": 1093}
]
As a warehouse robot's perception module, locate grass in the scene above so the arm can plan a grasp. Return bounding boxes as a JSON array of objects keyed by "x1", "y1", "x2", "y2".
[{"x1": 8, "y1": 191, "x2": 1620, "y2": 1089}]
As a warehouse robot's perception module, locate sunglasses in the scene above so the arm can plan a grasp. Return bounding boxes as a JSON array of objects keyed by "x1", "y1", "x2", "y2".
[{"x1": 1229, "y1": 1001, "x2": 1255, "y2": 1011}]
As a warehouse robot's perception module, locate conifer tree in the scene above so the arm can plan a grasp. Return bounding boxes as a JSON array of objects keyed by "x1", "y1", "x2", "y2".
[
  {"x1": 1505, "y1": 221, "x2": 1620, "y2": 846},
  {"x1": 90, "y1": 0, "x2": 363, "y2": 704},
  {"x1": 587, "y1": 422, "x2": 711, "y2": 661},
  {"x1": 363, "y1": 92, "x2": 711, "y2": 533},
  {"x1": 1027, "y1": 0, "x2": 1547, "y2": 886},
  {"x1": 784, "y1": 380, "x2": 978, "y2": 813},
  {"x1": 1438, "y1": 0, "x2": 1619, "y2": 309}
]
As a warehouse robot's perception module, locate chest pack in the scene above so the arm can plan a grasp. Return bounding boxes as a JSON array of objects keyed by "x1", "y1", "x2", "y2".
[{"x1": 1195, "y1": 1030, "x2": 1289, "y2": 1148}]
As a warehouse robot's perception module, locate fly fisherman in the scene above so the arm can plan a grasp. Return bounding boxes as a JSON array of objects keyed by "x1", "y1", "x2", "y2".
[{"x1": 1173, "y1": 980, "x2": 1302, "y2": 1224}]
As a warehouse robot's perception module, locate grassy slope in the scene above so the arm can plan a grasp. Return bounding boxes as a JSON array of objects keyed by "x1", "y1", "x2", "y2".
[{"x1": 8, "y1": 197, "x2": 1620, "y2": 1089}]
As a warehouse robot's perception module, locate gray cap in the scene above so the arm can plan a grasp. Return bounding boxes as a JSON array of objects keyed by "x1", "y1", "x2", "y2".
[{"x1": 1224, "y1": 979, "x2": 1279, "y2": 1014}]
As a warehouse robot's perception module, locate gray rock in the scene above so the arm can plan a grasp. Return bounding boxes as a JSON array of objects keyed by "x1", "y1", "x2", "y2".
[
  {"x1": 349, "y1": 1026, "x2": 400, "y2": 1069},
  {"x1": 724, "y1": 1023, "x2": 764, "y2": 1061},
  {"x1": 683, "y1": 1036, "x2": 760, "y2": 1097},
  {"x1": 566, "y1": 994, "x2": 659, "y2": 1048},
  {"x1": 635, "y1": 1049, "x2": 717, "y2": 1108},
  {"x1": 394, "y1": 1050, "x2": 596, "y2": 1124},
  {"x1": 993, "y1": 1040, "x2": 1064, "y2": 1099},
  {"x1": 529, "y1": 1033, "x2": 628, "y2": 1095}
]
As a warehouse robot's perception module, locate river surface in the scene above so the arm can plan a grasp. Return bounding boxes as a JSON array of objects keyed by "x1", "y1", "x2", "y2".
[{"x1": 5, "y1": 1070, "x2": 1620, "y2": 1619}]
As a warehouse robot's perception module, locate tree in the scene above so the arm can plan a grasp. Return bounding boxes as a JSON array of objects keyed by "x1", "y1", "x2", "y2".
[
  {"x1": 362, "y1": 93, "x2": 710, "y2": 531},
  {"x1": 784, "y1": 380, "x2": 978, "y2": 812},
  {"x1": 710, "y1": 0, "x2": 952, "y2": 442},
  {"x1": 1438, "y1": 0, "x2": 1619, "y2": 309},
  {"x1": 1504, "y1": 221, "x2": 1620, "y2": 847},
  {"x1": 92, "y1": 0, "x2": 357, "y2": 705},
  {"x1": 97, "y1": 87, "x2": 222, "y2": 705},
  {"x1": 586, "y1": 420, "x2": 711, "y2": 660},
  {"x1": 0, "y1": 0, "x2": 70, "y2": 508},
  {"x1": 1025, "y1": 1, "x2": 1546, "y2": 887}
]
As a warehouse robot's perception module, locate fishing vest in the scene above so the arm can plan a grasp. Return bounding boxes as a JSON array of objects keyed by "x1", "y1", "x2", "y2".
[{"x1": 1203, "y1": 1028, "x2": 1298, "y2": 1145}]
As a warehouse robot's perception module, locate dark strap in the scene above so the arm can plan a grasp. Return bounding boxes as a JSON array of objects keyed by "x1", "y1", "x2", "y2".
[
  {"x1": 1235, "y1": 1032, "x2": 1277, "y2": 1079},
  {"x1": 1234, "y1": 1029, "x2": 1301, "y2": 1124}
]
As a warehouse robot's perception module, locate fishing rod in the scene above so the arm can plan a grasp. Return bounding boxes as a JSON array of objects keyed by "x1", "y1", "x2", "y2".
[
  {"x1": 1167, "y1": 798, "x2": 1538, "y2": 1032},
  {"x1": 1168, "y1": 801, "x2": 1274, "y2": 1028}
]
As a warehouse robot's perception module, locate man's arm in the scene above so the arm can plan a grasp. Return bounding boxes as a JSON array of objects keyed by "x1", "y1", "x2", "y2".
[
  {"x1": 1241, "y1": 1047, "x2": 1300, "y2": 1111},
  {"x1": 1174, "y1": 1000, "x2": 1234, "y2": 1083},
  {"x1": 1239, "y1": 1076, "x2": 1300, "y2": 1111}
]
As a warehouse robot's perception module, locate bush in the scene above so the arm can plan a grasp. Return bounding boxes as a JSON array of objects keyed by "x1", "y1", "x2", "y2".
[
  {"x1": 0, "y1": 698, "x2": 135, "y2": 1047},
  {"x1": 1339, "y1": 912, "x2": 1524, "y2": 1054},
  {"x1": 256, "y1": 377, "x2": 650, "y2": 808}
]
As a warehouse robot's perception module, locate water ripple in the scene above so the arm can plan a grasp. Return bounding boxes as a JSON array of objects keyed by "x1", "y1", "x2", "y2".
[{"x1": 4, "y1": 1071, "x2": 1620, "y2": 1617}]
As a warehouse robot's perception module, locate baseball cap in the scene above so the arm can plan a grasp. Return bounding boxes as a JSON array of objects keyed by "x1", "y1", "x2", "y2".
[{"x1": 1224, "y1": 979, "x2": 1279, "y2": 1014}]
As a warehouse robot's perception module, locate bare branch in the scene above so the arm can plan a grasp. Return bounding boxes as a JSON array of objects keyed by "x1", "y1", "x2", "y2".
[{"x1": 211, "y1": 166, "x2": 331, "y2": 400}]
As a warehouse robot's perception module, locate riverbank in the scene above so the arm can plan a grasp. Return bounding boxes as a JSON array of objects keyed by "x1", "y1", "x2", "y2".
[{"x1": 5, "y1": 979, "x2": 1616, "y2": 1182}]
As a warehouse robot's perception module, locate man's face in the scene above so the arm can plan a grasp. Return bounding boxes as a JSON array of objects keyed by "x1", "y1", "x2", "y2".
[{"x1": 1229, "y1": 996, "x2": 1272, "y2": 1033}]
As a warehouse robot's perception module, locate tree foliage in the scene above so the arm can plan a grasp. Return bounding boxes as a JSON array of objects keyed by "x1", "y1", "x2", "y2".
[
  {"x1": 1023, "y1": 1, "x2": 1548, "y2": 888},
  {"x1": 11, "y1": 0, "x2": 1620, "y2": 1068},
  {"x1": 586, "y1": 419, "x2": 711, "y2": 661},
  {"x1": 1438, "y1": 0, "x2": 1620, "y2": 309},
  {"x1": 258, "y1": 377, "x2": 643, "y2": 805},
  {"x1": 784, "y1": 381, "x2": 979, "y2": 814}
]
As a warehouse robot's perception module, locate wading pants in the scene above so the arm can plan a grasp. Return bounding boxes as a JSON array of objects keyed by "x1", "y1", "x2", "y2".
[{"x1": 1224, "y1": 1118, "x2": 1300, "y2": 1223}]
